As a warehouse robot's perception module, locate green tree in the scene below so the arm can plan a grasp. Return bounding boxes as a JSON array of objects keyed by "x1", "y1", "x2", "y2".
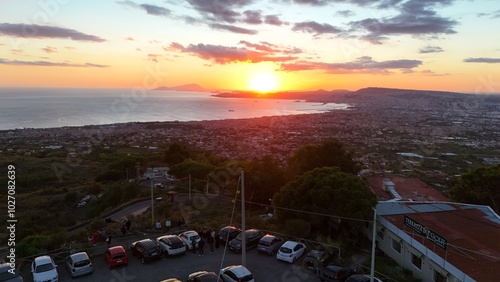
[
  {"x1": 164, "y1": 143, "x2": 191, "y2": 165},
  {"x1": 169, "y1": 160, "x2": 215, "y2": 179},
  {"x1": 286, "y1": 139, "x2": 360, "y2": 178},
  {"x1": 241, "y1": 156, "x2": 286, "y2": 205},
  {"x1": 452, "y1": 164, "x2": 500, "y2": 213},
  {"x1": 273, "y1": 167, "x2": 376, "y2": 225}
]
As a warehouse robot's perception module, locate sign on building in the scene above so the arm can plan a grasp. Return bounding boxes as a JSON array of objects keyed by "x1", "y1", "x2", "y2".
[{"x1": 404, "y1": 215, "x2": 448, "y2": 250}]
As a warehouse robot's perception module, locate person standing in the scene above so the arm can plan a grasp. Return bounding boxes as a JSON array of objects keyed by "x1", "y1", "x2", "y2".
[
  {"x1": 198, "y1": 239, "x2": 205, "y2": 256},
  {"x1": 165, "y1": 220, "x2": 171, "y2": 231},
  {"x1": 155, "y1": 220, "x2": 162, "y2": 230},
  {"x1": 208, "y1": 235, "x2": 214, "y2": 253},
  {"x1": 215, "y1": 232, "x2": 220, "y2": 249},
  {"x1": 191, "y1": 238, "x2": 196, "y2": 254},
  {"x1": 106, "y1": 235, "x2": 112, "y2": 246}
]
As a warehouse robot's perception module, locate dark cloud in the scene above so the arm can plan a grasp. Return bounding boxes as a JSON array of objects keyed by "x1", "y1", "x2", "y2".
[
  {"x1": 42, "y1": 46, "x2": 58, "y2": 53},
  {"x1": 118, "y1": 1, "x2": 170, "y2": 17},
  {"x1": 0, "y1": 23, "x2": 105, "y2": 42},
  {"x1": 280, "y1": 56, "x2": 422, "y2": 73},
  {"x1": 291, "y1": 0, "x2": 329, "y2": 6},
  {"x1": 209, "y1": 23, "x2": 257, "y2": 35},
  {"x1": 243, "y1": 10, "x2": 262, "y2": 24},
  {"x1": 0, "y1": 58, "x2": 109, "y2": 67},
  {"x1": 419, "y1": 46, "x2": 443, "y2": 53},
  {"x1": 168, "y1": 42, "x2": 297, "y2": 64},
  {"x1": 264, "y1": 15, "x2": 284, "y2": 26},
  {"x1": 186, "y1": 0, "x2": 253, "y2": 23},
  {"x1": 477, "y1": 9, "x2": 500, "y2": 19},
  {"x1": 336, "y1": 10, "x2": 355, "y2": 17},
  {"x1": 348, "y1": 0, "x2": 457, "y2": 43},
  {"x1": 292, "y1": 21, "x2": 342, "y2": 35},
  {"x1": 463, "y1": 57, "x2": 500, "y2": 63},
  {"x1": 239, "y1": 40, "x2": 302, "y2": 54}
]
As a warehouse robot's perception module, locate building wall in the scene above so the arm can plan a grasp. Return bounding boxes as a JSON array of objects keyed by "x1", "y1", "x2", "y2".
[{"x1": 365, "y1": 222, "x2": 472, "y2": 282}]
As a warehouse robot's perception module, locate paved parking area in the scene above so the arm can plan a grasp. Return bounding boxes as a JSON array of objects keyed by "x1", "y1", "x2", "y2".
[{"x1": 22, "y1": 240, "x2": 319, "y2": 282}]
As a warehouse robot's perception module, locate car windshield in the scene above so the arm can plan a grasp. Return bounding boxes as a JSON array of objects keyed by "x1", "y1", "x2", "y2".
[
  {"x1": 259, "y1": 240, "x2": 271, "y2": 246},
  {"x1": 280, "y1": 247, "x2": 292, "y2": 254},
  {"x1": 35, "y1": 262, "x2": 54, "y2": 273}
]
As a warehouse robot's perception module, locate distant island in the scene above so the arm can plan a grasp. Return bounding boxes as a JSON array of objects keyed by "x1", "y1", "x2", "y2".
[
  {"x1": 212, "y1": 87, "x2": 470, "y2": 103},
  {"x1": 154, "y1": 83, "x2": 209, "y2": 92}
]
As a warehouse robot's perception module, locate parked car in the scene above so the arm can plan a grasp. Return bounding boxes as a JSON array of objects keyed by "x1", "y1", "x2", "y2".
[
  {"x1": 130, "y1": 239, "x2": 162, "y2": 264},
  {"x1": 65, "y1": 252, "x2": 93, "y2": 278},
  {"x1": 320, "y1": 265, "x2": 355, "y2": 282},
  {"x1": 257, "y1": 234, "x2": 285, "y2": 255},
  {"x1": 219, "y1": 265, "x2": 255, "y2": 282},
  {"x1": 157, "y1": 235, "x2": 186, "y2": 256},
  {"x1": 31, "y1": 255, "x2": 58, "y2": 282},
  {"x1": 104, "y1": 246, "x2": 128, "y2": 269},
  {"x1": 218, "y1": 226, "x2": 241, "y2": 244},
  {"x1": 302, "y1": 249, "x2": 335, "y2": 271},
  {"x1": 0, "y1": 262, "x2": 23, "y2": 282},
  {"x1": 179, "y1": 230, "x2": 201, "y2": 250},
  {"x1": 187, "y1": 271, "x2": 219, "y2": 282},
  {"x1": 345, "y1": 274, "x2": 382, "y2": 282},
  {"x1": 276, "y1": 241, "x2": 306, "y2": 263},
  {"x1": 228, "y1": 229, "x2": 264, "y2": 252}
]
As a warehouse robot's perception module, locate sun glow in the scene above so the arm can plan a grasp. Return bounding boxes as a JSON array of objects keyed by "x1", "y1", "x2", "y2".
[{"x1": 248, "y1": 72, "x2": 279, "y2": 93}]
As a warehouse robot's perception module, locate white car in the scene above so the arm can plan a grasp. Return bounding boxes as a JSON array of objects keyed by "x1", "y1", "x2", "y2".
[
  {"x1": 156, "y1": 235, "x2": 187, "y2": 256},
  {"x1": 276, "y1": 241, "x2": 306, "y2": 263},
  {"x1": 32, "y1": 255, "x2": 58, "y2": 282},
  {"x1": 66, "y1": 252, "x2": 93, "y2": 278},
  {"x1": 219, "y1": 265, "x2": 255, "y2": 282},
  {"x1": 179, "y1": 231, "x2": 201, "y2": 250}
]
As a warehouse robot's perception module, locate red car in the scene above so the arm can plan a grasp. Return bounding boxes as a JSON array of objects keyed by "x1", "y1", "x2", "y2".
[{"x1": 105, "y1": 246, "x2": 128, "y2": 269}]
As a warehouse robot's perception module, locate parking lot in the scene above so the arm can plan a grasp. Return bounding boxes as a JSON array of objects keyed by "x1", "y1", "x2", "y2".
[{"x1": 21, "y1": 237, "x2": 319, "y2": 282}]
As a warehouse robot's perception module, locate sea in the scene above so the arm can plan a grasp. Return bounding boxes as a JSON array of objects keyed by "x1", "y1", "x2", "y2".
[{"x1": 0, "y1": 88, "x2": 349, "y2": 131}]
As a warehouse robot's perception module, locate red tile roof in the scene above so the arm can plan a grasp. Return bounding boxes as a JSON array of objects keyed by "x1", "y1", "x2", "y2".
[
  {"x1": 366, "y1": 176, "x2": 449, "y2": 202},
  {"x1": 382, "y1": 203, "x2": 500, "y2": 281}
]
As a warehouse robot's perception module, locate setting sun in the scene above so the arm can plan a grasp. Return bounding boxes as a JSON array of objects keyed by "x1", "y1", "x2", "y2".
[{"x1": 248, "y1": 72, "x2": 279, "y2": 93}]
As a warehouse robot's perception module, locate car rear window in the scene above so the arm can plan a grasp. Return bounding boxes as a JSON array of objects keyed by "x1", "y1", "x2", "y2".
[
  {"x1": 74, "y1": 259, "x2": 90, "y2": 267},
  {"x1": 280, "y1": 247, "x2": 292, "y2": 253},
  {"x1": 112, "y1": 253, "x2": 126, "y2": 259},
  {"x1": 259, "y1": 241, "x2": 271, "y2": 246},
  {"x1": 241, "y1": 274, "x2": 254, "y2": 282},
  {"x1": 35, "y1": 263, "x2": 54, "y2": 273}
]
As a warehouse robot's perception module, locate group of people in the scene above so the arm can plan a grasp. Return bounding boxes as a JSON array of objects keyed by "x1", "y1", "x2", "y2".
[
  {"x1": 193, "y1": 228, "x2": 220, "y2": 256},
  {"x1": 155, "y1": 218, "x2": 185, "y2": 231}
]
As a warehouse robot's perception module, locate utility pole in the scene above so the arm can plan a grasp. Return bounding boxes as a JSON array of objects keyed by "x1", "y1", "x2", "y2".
[
  {"x1": 241, "y1": 171, "x2": 246, "y2": 267},
  {"x1": 189, "y1": 174, "x2": 191, "y2": 202},
  {"x1": 151, "y1": 178, "x2": 154, "y2": 226},
  {"x1": 370, "y1": 207, "x2": 377, "y2": 282}
]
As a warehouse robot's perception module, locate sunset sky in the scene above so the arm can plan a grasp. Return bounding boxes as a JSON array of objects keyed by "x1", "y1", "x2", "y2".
[{"x1": 0, "y1": 0, "x2": 499, "y2": 92}]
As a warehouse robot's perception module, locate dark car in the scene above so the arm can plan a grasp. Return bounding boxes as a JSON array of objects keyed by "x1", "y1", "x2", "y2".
[
  {"x1": 0, "y1": 263, "x2": 23, "y2": 282},
  {"x1": 320, "y1": 265, "x2": 355, "y2": 282},
  {"x1": 257, "y1": 234, "x2": 285, "y2": 255},
  {"x1": 228, "y1": 229, "x2": 264, "y2": 252},
  {"x1": 131, "y1": 239, "x2": 162, "y2": 264},
  {"x1": 303, "y1": 250, "x2": 335, "y2": 272},
  {"x1": 219, "y1": 226, "x2": 241, "y2": 245}
]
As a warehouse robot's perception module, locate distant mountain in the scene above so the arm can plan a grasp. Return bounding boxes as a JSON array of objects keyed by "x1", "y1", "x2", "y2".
[{"x1": 155, "y1": 83, "x2": 209, "y2": 92}]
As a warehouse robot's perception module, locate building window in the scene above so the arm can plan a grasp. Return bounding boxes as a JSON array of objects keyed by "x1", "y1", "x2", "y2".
[
  {"x1": 392, "y1": 238, "x2": 401, "y2": 253},
  {"x1": 434, "y1": 270, "x2": 447, "y2": 282},
  {"x1": 376, "y1": 229, "x2": 384, "y2": 240},
  {"x1": 411, "y1": 253, "x2": 422, "y2": 269}
]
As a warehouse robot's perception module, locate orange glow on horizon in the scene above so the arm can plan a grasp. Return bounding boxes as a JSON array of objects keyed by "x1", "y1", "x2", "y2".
[{"x1": 247, "y1": 71, "x2": 280, "y2": 93}]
